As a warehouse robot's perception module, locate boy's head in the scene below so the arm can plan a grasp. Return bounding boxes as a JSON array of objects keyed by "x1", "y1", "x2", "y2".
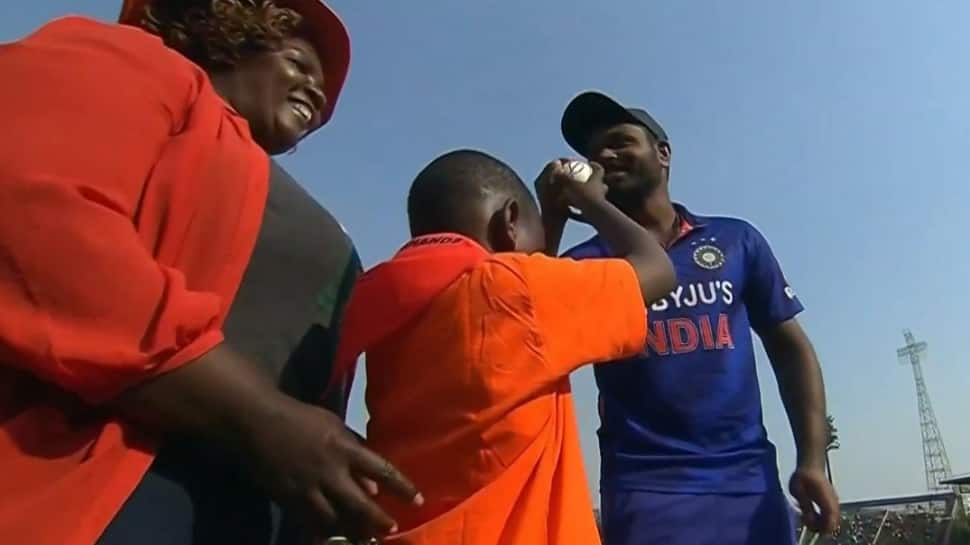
[{"x1": 407, "y1": 149, "x2": 545, "y2": 253}]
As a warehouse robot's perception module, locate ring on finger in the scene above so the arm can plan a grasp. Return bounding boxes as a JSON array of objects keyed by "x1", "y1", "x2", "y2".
[{"x1": 380, "y1": 462, "x2": 394, "y2": 481}]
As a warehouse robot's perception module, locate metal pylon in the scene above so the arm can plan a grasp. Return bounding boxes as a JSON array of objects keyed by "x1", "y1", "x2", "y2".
[{"x1": 897, "y1": 330, "x2": 953, "y2": 491}]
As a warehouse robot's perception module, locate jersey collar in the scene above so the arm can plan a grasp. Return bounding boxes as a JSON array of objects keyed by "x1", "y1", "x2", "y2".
[{"x1": 669, "y1": 203, "x2": 707, "y2": 248}]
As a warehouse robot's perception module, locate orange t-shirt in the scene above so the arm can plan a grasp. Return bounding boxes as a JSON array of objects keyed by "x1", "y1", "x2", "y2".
[
  {"x1": 365, "y1": 253, "x2": 647, "y2": 545},
  {"x1": 0, "y1": 17, "x2": 267, "y2": 545}
]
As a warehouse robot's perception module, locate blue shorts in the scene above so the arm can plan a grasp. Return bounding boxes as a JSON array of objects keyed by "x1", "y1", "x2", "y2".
[{"x1": 601, "y1": 487, "x2": 798, "y2": 545}]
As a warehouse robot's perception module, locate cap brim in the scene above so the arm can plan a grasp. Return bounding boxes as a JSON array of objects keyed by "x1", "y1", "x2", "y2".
[
  {"x1": 119, "y1": 0, "x2": 350, "y2": 126},
  {"x1": 561, "y1": 91, "x2": 645, "y2": 157}
]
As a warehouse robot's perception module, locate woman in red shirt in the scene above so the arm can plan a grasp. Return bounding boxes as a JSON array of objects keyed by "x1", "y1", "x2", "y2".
[{"x1": 0, "y1": 3, "x2": 419, "y2": 545}]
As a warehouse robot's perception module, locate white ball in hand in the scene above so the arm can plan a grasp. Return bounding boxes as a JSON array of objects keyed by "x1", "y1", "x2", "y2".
[{"x1": 564, "y1": 160, "x2": 592, "y2": 183}]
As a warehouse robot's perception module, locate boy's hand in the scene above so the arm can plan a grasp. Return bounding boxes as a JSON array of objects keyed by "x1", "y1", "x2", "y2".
[
  {"x1": 534, "y1": 160, "x2": 571, "y2": 223},
  {"x1": 556, "y1": 161, "x2": 609, "y2": 217},
  {"x1": 536, "y1": 160, "x2": 609, "y2": 220}
]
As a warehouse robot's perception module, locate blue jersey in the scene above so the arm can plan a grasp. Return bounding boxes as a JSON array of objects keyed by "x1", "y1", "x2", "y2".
[{"x1": 564, "y1": 204, "x2": 803, "y2": 494}]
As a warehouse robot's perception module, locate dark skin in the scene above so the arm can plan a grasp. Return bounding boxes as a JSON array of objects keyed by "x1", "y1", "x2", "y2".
[
  {"x1": 465, "y1": 163, "x2": 675, "y2": 305},
  {"x1": 117, "y1": 29, "x2": 422, "y2": 544},
  {"x1": 209, "y1": 36, "x2": 328, "y2": 155},
  {"x1": 474, "y1": 189, "x2": 547, "y2": 254},
  {"x1": 547, "y1": 122, "x2": 840, "y2": 535},
  {"x1": 117, "y1": 346, "x2": 422, "y2": 539},
  {"x1": 534, "y1": 161, "x2": 676, "y2": 303}
]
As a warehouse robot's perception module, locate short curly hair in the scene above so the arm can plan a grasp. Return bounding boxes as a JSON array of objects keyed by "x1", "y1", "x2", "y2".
[{"x1": 141, "y1": 0, "x2": 304, "y2": 70}]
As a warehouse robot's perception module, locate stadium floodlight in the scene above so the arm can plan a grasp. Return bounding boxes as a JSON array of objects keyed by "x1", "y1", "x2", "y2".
[{"x1": 897, "y1": 330, "x2": 953, "y2": 492}]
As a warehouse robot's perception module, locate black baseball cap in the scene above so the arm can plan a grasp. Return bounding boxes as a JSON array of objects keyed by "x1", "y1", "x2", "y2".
[{"x1": 561, "y1": 91, "x2": 669, "y2": 157}]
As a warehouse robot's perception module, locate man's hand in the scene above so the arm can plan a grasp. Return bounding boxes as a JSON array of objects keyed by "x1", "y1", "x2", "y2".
[
  {"x1": 241, "y1": 397, "x2": 423, "y2": 541},
  {"x1": 789, "y1": 466, "x2": 840, "y2": 535},
  {"x1": 761, "y1": 320, "x2": 836, "y2": 533}
]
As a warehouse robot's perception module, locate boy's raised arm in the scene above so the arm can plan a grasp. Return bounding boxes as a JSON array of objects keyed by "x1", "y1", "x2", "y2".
[{"x1": 535, "y1": 161, "x2": 676, "y2": 303}]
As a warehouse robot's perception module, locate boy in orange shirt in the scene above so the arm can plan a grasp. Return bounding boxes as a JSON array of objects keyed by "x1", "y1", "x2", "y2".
[{"x1": 331, "y1": 150, "x2": 676, "y2": 544}]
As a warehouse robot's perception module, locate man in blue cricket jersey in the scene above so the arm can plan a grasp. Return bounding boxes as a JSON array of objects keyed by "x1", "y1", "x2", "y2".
[{"x1": 553, "y1": 91, "x2": 840, "y2": 545}]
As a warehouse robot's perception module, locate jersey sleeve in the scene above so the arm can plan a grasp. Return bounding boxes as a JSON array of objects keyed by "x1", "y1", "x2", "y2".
[
  {"x1": 742, "y1": 224, "x2": 804, "y2": 333},
  {"x1": 505, "y1": 253, "x2": 647, "y2": 379},
  {"x1": 0, "y1": 18, "x2": 228, "y2": 404}
]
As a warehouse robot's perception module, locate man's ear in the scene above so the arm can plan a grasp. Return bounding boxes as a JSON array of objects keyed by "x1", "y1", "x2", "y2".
[
  {"x1": 487, "y1": 198, "x2": 518, "y2": 252},
  {"x1": 656, "y1": 141, "x2": 672, "y2": 169}
]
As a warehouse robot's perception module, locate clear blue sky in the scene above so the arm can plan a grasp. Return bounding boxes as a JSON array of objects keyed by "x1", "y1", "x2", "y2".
[{"x1": 5, "y1": 0, "x2": 969, "y2": 503}]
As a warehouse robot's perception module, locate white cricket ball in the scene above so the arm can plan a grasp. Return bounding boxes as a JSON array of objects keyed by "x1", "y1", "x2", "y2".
[{"x1": 564, "y1": 160, "x2": 592, "y2": 183}]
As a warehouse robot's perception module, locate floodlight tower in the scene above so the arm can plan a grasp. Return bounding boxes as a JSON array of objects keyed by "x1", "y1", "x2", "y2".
[{"x1": 897, "y1": 330, "x2": 953, "y2": 491}]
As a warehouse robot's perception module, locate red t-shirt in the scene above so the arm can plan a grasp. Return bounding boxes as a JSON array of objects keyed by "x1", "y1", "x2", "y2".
[{"x1": 0, "y1": 17, "x2": 267, "y2": 545}]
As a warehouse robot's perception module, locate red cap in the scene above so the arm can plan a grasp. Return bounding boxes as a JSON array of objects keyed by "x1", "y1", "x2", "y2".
[{"x1": 119, "y1": 0, "x2": 351, "y2": 125}]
